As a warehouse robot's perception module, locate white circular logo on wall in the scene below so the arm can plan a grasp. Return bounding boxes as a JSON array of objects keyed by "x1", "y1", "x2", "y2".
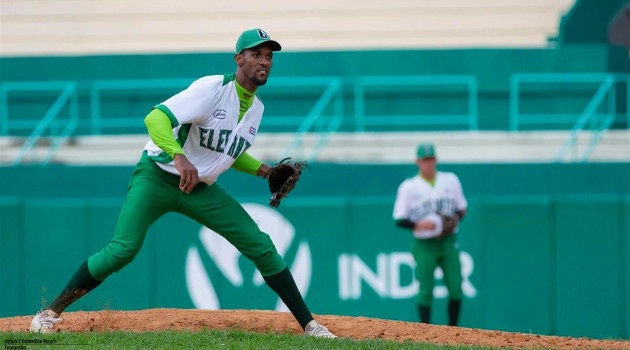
[{"x1": 185, "y1": 203, "x2": 311, "y2": 311}]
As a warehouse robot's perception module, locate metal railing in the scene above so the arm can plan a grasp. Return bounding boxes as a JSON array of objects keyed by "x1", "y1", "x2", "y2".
[
  {"x1": 1, "y1": 76, "x2": 479, "y2": 164},
  {"x1": 353, "y1": 75, "x2": 478, "y2": 132},
  {"x1": 8, "y1": 74, "x2": 627, "y2": 164},
  {"x1": 271, "y1": 77, "x2": 343, "y2": 161},
  {"x1": 90, "y1": 78, "x2": 194, "y2": 134},
  {"x1": 0, "y1": 81, "x2": 79, "y2": 165},
  {"x1": 510, "y1": 73, "x2": 627, "y2": 162}
]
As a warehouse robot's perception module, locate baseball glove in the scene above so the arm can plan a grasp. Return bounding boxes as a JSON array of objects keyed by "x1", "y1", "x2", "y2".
[
  {"x1": 438, "y1": 213, "x2": 459, "y2": 237},
  {"x1": 265, "y1": 157, "x2": 308, "y2": 208}
]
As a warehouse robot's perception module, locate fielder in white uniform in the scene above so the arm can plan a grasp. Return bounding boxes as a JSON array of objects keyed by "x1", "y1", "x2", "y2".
[
  {"x1": 30, "y1": 28, "x2": 336, "y2": 338},
  {"x1": 393, "y1": 143, "x2": 467, "y2": 326}
]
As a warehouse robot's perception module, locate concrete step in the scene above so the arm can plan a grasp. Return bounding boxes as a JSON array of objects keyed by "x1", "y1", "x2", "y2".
[{"x1": 1, "y1": 130, "x2": 628, "y2": 165}]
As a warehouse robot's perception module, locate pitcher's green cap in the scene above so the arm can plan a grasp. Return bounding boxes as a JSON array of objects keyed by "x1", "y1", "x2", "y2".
[
  {"x1": 236, "y1": 29, "x2": 282, "y2": 53},
  {"x1": 416, "y1": 143, "x2": 436, "y2": 158}
]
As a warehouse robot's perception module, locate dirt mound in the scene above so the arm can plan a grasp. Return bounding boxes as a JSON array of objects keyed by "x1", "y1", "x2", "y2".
[{"x1": 1, "y1": 309, "x2": 628, "y2": 350}]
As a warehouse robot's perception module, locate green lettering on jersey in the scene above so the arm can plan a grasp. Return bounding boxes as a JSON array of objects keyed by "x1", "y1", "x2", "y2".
[
  {"x1": 235, "y1": 139, "x2": 251, "y2": 159},
  {"x1": 226, "y1": 136, "x2": 251, "y2": 159},
  {"x1": 199, "y1": 127, "x2": 209, "y2": 148},
  {"x1": 226, "y1": 136, "x2": 239, "y2": 157},
  {"x1": 199, "y1": 127, "x2": 243, "y2": 155},
  {"x1": 436, "y1": 198, "x2": 455, "y2": 214},
  {"x1": 198, "y1": 127, "x2": 216, "y2": 151},
  {"x1": 215, "y1": 129, "x2": 232, "y2": 153},
  {"x1": 227, "y1": 136, "x2": 246, "y2": 158}
]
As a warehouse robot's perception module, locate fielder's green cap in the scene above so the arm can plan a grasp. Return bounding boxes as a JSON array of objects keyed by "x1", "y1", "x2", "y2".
[
  {"x1": 235, "y1": 28, "x2": 282, "y2": 54},
  {"x1": 416, "y1": 143, "x2": 436, "y2": 159}
]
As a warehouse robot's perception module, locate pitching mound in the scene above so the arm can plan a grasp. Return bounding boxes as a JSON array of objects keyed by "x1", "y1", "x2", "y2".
[{"x1": 1, "y1": 309, "x2": 628, "y2": 349}]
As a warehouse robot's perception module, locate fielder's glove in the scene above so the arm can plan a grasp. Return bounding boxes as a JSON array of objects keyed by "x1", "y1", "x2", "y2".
[
  {"x1": 437, "y1": 213, "x2": 459, "y2": 237},
  {"x1": 265, "y1": 157, "x2": 308, "y2": 208}
]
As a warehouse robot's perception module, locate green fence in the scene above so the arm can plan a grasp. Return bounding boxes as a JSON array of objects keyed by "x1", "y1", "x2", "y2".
[
  {"x1": 2, "y1": 73, "x2": 628, "y2": 137},
  {"x1": 1, "y1": 45, "x2": 628, "y2": 134},
  {"x1": 0, "y1": 75, "x2": 478, "y2": 138},
  {"x1": 0, "y1": 162, "x2": 628, "y2": 340},
  {"x1": 1, "y1": 195, "x2": 628, "y2": 340},
  {"x1": 1, "y1": 162, "x2": 629, "y2": 199}
]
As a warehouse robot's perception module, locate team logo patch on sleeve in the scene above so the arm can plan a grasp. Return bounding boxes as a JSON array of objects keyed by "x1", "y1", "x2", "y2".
[{"x1": 249, "y1": 127, "x2": 257, "y2": 135}]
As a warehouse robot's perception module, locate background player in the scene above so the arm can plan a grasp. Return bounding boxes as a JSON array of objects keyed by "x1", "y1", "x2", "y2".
[
  {"x1": 29, "y1": 28, "x2": 336, "y2": 338},
  {"x1": 392, "y1": 143, "x2": 468, "y2": 326}
]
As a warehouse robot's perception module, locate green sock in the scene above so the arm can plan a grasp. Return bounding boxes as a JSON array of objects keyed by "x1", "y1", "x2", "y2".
[
  {"x1": 48, "y1": 261, "x2": 102, "y2": 314},
  {"x1": 263, "y1": 267, "x2": 313, "y2": 329},
  {"x1": 418, "y1": 305, "x2": 431, "y2": 323},
  {"x1": 448, "y1": 299, "x2": 461, "y2": 326}
]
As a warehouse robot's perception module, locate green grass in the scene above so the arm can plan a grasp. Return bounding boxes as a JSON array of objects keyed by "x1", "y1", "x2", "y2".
[{"x1": 0, "y1": 329, "x2": 517, "y2": 350}]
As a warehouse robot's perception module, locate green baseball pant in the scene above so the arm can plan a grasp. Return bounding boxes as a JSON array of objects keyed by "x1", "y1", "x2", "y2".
[
  {"x1": 411, "y1": 234, "x2": 463, "y2": 306},
  {"x1": 87, "y1": 154, "x2": 286, "y2": 281}
]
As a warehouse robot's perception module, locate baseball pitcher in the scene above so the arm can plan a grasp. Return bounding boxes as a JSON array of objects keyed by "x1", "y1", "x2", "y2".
[{"x1": 29, "y1": 28, "x2": 336, "y2": 339}]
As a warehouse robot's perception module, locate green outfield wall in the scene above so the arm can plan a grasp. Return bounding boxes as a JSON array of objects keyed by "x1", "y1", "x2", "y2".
[
  {"x1": 0, "y1": 162, "x2": 629, "y2": 199},
  {"x1": 0, "y1": 163, "x2": 628, "y2": 340}
]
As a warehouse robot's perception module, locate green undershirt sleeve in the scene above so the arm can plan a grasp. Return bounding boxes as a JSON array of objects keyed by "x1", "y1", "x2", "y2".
[
  {"x1": 144, "y1": 108, "x2": 185, "y2": 158},
  {"x1": 232, "y1": 152, "x2": 263, "y2": 175}
]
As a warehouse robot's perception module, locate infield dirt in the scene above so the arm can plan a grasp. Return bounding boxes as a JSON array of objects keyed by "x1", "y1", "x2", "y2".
[{"x1": 1, "y1": 309, "x2": 628, "y2": 349}]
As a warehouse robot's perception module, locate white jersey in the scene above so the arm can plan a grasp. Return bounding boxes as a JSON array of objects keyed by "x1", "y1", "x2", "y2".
[
  {"x1": 144, "y1": 74, "x2": 263, "y2": 185},
  {"x1": 393, "y1": 171, "x2": 467, "y2": 239}
]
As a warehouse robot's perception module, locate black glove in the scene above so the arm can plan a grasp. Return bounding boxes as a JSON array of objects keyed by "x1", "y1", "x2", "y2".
[{"x1": 265, "y1": 158, "x2": 308, "y2": 208}]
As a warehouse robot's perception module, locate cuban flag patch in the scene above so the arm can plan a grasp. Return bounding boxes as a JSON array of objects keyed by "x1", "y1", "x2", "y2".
[{"x1": 249, "y1": 127, "x2": 257, "y2": 136}]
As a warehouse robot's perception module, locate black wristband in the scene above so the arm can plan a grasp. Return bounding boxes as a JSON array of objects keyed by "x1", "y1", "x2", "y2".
[{"x1": 395, "y1": 219, "x2": 415, "y2": 229}]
